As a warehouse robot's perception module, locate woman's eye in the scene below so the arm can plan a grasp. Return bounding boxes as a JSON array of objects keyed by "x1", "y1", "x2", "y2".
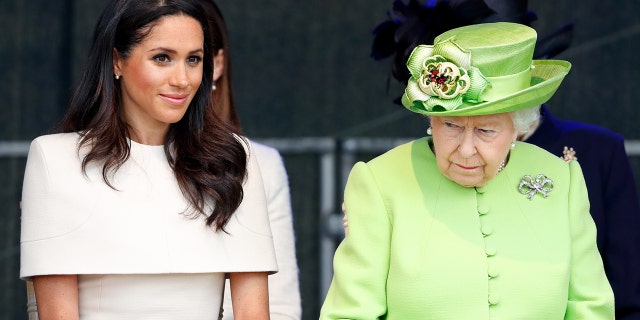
[
  {"x1": 477, "y1": 128, "x2": 497, "y2": 136},
  {"x1": 153, "y1": 54, "x2": 170, "y2": 63},
  {"x1": 445, "y1": 122, "x2": 461, "y2": 129},
  {"x1": 187, "y1": 56, "x2": 202, "y2": 65}
]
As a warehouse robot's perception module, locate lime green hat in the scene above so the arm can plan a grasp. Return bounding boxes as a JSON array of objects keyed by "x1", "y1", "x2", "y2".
[{"x1": 401, "y1": 22, "x2": 571, "y2": 116}]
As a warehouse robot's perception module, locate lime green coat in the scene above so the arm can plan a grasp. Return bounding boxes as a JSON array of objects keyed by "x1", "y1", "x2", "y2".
[{"x1": 320, "y1": 138, "x2": 614, "y2": 319}]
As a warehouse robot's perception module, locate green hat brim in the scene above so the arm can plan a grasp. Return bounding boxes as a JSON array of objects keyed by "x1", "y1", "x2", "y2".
[{"x1": 405, "y1": 60, "x2": 571, "y2": 116}]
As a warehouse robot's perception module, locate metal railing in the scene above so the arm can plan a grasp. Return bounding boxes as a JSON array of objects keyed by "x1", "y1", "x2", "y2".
[
  {"x1": 6, "y1": 138, "x2": 640, "y2": 157},
  {"x1": 4, "y1": 138, "x2": 640, "y2": 303}
]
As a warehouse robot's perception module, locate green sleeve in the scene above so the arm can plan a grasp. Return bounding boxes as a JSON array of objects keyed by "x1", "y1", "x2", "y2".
[
  {"x1": 320, "y1": 161, "x2": 391, "y2": 319},
  {"x1": 565, "y1": 160, "x2": 615, "y2": 319}
]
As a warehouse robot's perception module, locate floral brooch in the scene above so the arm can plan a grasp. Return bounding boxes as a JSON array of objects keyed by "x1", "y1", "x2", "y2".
[
  {"x1": 401, "y1": 39, "x2": 489, "y2": 112},
  {"x1": 561, "y1": 146, "x2": 577, "y2": 163},
  {"x1": 418, "y1": 55, "x2": 471, "y2": 99},
  {"x1": 518, "y1": 174, "x2": 554, "y2": 200}
]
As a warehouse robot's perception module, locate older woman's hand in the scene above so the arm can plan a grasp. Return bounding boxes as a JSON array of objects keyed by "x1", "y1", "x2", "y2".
[{"x1": 341, "y1": 202, "x2": 348, "y2": 236}]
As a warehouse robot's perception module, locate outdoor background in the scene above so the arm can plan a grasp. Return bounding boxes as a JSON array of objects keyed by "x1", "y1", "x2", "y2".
[{"x1": 1, "y1": 1, "x2": 639, "y2": 319}]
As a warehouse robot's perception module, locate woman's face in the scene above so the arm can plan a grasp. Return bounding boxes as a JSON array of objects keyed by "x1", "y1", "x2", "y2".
[
  {"x1": 114, "y1": 14, "x2": 204, "y2": 142},
  {"x1": 430, "y1": 113, "x2": 518, "y2": 187}
]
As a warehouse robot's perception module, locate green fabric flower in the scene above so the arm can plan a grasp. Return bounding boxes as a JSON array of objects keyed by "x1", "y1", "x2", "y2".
[{"x1": 402, "y1": 40, "x2": 490, "y2": 112}]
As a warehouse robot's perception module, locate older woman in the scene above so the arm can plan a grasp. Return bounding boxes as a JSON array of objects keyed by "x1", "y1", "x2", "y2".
[{"x1": 320, "y1": 22, "x2": 614, "y2": 319}]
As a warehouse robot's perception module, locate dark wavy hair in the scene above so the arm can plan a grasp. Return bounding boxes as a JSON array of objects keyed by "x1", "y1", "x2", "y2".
[
  {"x1": 57, "y1": 0, "x2": 247, "y2": 231},
  {"x1": 200, "y1": 0, "x2": 242, "y2": 130}
]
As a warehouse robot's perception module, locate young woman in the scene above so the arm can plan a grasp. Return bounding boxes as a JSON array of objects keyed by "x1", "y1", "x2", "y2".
[{"x1": 20, "y1": 1, "x2": 275, "y2": 319}]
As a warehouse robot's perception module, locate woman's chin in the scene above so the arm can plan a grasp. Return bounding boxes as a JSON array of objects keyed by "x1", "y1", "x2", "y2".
[{"x1": 446, "y1": 171, "x2": 489, "y2": 187}]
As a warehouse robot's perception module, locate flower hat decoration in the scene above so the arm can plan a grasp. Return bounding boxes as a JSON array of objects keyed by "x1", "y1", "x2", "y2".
[{"x1": 402, "y1": 39, "x2": 489, "y2": 112}]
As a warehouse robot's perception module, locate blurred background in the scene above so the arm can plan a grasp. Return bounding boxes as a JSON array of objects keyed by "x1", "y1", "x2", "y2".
[{"x1": 1, "y1": 0, "x2": 638, "y2": 319}]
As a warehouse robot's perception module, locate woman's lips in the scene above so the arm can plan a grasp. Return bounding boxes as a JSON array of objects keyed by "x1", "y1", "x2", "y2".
[
  {"x1": 160, "y1": 93, "x2": 188, "y2": 106},
  {"x1": 456, "y1": 163, "x2": 479, "y2": 170}
]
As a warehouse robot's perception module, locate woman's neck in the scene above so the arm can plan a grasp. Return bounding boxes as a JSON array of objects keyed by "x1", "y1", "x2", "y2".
[{"x1": 128, "y1": 128, "x2": 167, "y2": 146}]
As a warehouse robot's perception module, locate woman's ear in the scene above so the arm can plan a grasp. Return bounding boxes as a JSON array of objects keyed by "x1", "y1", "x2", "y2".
[
  {"x1": 113, "y1": 48, "x2": 122, "y2": 77},
  {"x1": 213, "y1": 49, "x2": 225, "y2": 82}
]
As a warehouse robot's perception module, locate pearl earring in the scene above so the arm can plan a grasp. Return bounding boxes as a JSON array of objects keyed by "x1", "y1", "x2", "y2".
[
  {"x1": 497, "y1": 159, "x2": 506, "y2": 173},
  {"x1": 427, "y1": 127, "x2": 432, "y2": 135},
  {"x1": 511, "y1": 141, "x2": 516, "y2": 149},
  {"x1": 115, "y1": 74, "x2": 121, "y2": 80},
  {"x1": 211, "y1": 81, "x2": 217, "y2": 91}
]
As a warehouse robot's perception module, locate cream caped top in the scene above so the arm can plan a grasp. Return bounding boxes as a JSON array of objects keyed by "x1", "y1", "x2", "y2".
[{"x1": 20, "y1": 132, "x2": 277, "y2": 277}]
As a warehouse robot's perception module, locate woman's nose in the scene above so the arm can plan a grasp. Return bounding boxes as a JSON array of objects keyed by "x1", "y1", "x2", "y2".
[
  {"x1": 169, "y1": 64, "x2": 189, "y2": 87},
  {"x1": 458, "y1": 130, "x2": 477, "y2": 157}
]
